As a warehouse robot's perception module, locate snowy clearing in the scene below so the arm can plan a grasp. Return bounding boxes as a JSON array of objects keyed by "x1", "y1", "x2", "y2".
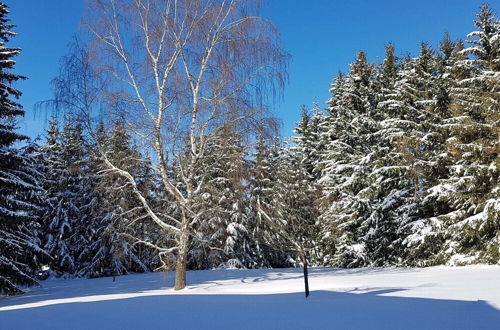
[{"x1": 1, "y1": 266, "x2": 500, "y2": 329}]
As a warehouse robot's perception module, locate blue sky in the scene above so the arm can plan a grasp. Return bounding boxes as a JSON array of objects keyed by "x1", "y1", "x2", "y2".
[{"x1": 10, "y1": 0, "x2": 492, "y2": 139}]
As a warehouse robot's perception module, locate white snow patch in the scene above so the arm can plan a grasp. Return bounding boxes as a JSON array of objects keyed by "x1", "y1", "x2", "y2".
[{"x1": 1, "y1": 266, "x2": 500, "y2": 329}]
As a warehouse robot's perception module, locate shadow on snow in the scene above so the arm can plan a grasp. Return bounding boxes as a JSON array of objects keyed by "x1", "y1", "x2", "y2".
[
  {"x1": 1, "y1": 268, "x2": 499, "y2": 329},
  {"x1": 0, "y1": 290, "x2": 499, "y2": 330}
]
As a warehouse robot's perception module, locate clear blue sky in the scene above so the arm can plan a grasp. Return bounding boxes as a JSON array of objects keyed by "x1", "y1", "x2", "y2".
[{"x1": 10, "y1": 0, "x2": 494, "y2": 139}]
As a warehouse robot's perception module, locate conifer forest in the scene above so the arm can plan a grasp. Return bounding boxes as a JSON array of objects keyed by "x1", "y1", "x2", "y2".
[{"x1": 0, "y1": 0, "x2": 499, "y2": 298}]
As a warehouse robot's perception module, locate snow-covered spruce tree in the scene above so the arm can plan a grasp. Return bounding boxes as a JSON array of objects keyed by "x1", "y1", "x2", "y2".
[
  {"x1": 188, "y1": 129, "x2": 255, "y2": 269},
  {"x1": 133, "y1": 154, "x2": 173, "y2": 270},
  {"x1": 368, "y1": 43, "x2": 444, "y2": 266},
  {"x1": 40, "y1": 118, "x2": 72, "y2": 274},
  {"x1": 0, "y1": 3, "x2": 46, "y2": 295},
  {"x1": 41, "y1": 116, "x2": 98, "y2": 276},
  {"x1": 344, "y1": 45, "x2": 406, "y2": 266},
  {"x1": 40, "y1": 41, "x2": 158, "y2": 277},
  {"x1": 0, "y1": 143, "x2": 47, "y2": 295},
  {"x1": 250, "y1": 139, "x2": 319, "y2": 296},
  {"x1": 342, "y1": 45, "x2": 401, "y2": 266},
  {"x1": 315, "y1": 72, "x2": 356, "y2": 266},
  {"x1": 415, "y1": 5, "x2": 500, "y2": 265},
  {"x1": 18, "y1": 141, "x2": 49, "y2": 265},
  {"x1": 277, "y1": 144, "x2": 319, "y2": 292},
  {"x1": 79, "y1": 120, "x2": 150, "y2": 278},
  {"x1": 249, "y1": 135, "x2": 291, "y2": 267},
  {"x1": 318, "y1": 51, "x2": 383, "y2": 267},
  {"x1": 401, "y1": 35, "x2": 465, "y2": 265},
  {"x1": 294, "y1": 104, "x2": 328, "y2": 182}
]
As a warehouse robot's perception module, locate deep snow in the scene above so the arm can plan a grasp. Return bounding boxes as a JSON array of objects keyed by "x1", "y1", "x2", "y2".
[{"x1": 1, "y1": 266, "x2": 500, "y2": 329}]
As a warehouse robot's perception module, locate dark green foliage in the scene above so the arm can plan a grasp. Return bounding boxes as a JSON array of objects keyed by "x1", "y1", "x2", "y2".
[
  {"x1": 0, "y1": 3, "x2": 46, "y2": 295},
  {"x1": 41, "y1": 117, "x2": 95, "y2": 275},
  {"x1": 84, "y1": 119, "x2": 152, "y2": 277},
  {"x1": 0, "y1": 3, "x2": 26, "y2": 148},
  {"x1": 297, "y1": 4, "x2": 499, "y2": 268},
  {"x1": 250, "y1": 135, "x2": 291, "y2": 267},
  {"x1": 189, "y1": 130, "x2": 254, "y2": 269}
]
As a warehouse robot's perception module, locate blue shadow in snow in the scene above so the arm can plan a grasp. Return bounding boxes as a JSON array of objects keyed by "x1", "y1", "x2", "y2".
[
  {"x1": 1, "y1": 289, "x2": 499, "y2": 330},
  {"x1": 0, "y1": 267, "x2": 338, "y2": 306}
]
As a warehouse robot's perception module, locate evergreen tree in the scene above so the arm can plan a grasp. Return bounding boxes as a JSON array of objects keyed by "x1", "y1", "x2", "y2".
[
  {"x1": 41, "y1": 116, "x2": 97, "y2": 276},
  {"x1": 294, "y1": 104, "x2": 328, "y2": 181},
  {"x1": 85, "y1": 119, "x2": 152, "y2": 277},
  {"x1": 0, "y1": 143, "x2": 46, "y2": 295},
  {"x1": 0, "y1": 3, "x2": 25, "y2": 148},
  {"x1": 318, "y1": 51, "x2": 382, "y2": 267},
  {"x1": 275, "y1": 143, "x2": 320, "y2": 267},
  {"x1": 41, "y1": 118, "x2": 71, "y2": 274},
  {"x1": 371, "y1": 43, "x2": 442, "y2": 265},
  {"x1": 0, "y1": 3, "x2": 45, "y2": 295},
  {"x1": 402, "y1": 35, "x2": 464, "y2": 265},
  {"x1": 250, "y1": 135, "x2": 290, "y2": 267},
  {"x1": 414, "y1": 5, "x2": 500, "y2": 265},
  {"x1": 189, "y1": 130, "x2": 254, "y2": 269},
  {"x1": 315, "y1": 6, "x2": 499, "y2": 267}
]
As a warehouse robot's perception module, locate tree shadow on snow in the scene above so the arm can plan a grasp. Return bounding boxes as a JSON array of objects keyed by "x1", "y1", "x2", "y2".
[
  {"x1": 1, "y1": 289, "x2": 500, "y2": 330},
  {"x1": 0, "y1": 267, "x2": 337, "y2": 305},
  {"x1": 0, "y1": 267, "x2": 454, "y2": 308}
]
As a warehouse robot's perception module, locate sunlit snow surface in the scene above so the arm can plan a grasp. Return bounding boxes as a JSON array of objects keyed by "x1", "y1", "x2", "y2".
[{"x1": 1, "y1": 266, "x2": 500, "y2": 329}]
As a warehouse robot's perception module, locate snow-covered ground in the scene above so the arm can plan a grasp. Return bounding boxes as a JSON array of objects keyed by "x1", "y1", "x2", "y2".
[{"x1": 1, "y1": 266, "x2": 500, "y2": 329}]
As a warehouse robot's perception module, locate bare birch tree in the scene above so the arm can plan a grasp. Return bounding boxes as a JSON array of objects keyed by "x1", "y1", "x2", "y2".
[{"x1": 82, "y1": 0, "x2": 287, "y2": 290}]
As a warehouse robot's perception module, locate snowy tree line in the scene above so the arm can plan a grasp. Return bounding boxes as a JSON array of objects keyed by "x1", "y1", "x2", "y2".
[
  {"x1": 2, "y1": 111, "x2": 318, "y2": 295},
  {"x1": 0, "y1": 2, "x2": 498, "y2": 295},
  {"x1": 297, "y1": 4, "x2": 499, "y2": 268}
]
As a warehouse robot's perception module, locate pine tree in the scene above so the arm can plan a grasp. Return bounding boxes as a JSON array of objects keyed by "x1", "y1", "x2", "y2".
[
  {"x1": 276, "y1": 143, "x2": 320, "y2": 265},
  {"x1": 294, "y1": 104, "x2": 328, "y2": 181},
  {"x1": 85, "y1": 119, "x2": 152, "y2": 277},
  {"x1": 41, "y1": 118, "x2": 71, "y2": 274},
  {"x1": 0, "y1": 3, "x2": 25, "y2": 148},
  {"x1": 371, "y1": 43, "x2": 442, "y2": 266},
  {"x1": 133, "y1": 153, "x2": 170, "y2": 270},
  {"x1": 189, "y1": 130, "x2": 254, "y2": 269},
  {"x1": 41, "y1": 117, "x2": 97, "y2": 276},
  {"x1": 415, "y1": 5, "x2": 500, "y2": 265},
  {"x1": 0, "y1": 143, "x2": 47, "y2": 295},
  {"x1": 250, "y1": 135, "x2": 290, "y2": 267},
  {"x1": 318, "y1": 51, "x2": 382, "y2": 267},
  {"x1": 0, "y1": 3, "x2": 45, "y2": 295},
  {"x1": 402, "y1": 35, "x2": 464, "y2": 265}
]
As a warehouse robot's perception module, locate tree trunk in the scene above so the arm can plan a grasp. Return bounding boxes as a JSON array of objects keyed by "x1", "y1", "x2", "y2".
[
  {"x1": 302, "y1": 254, "x2": 310, "y2": 298},
  {"x1": 174, "y1": 229, "x2": 189, "y2": 290}
]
